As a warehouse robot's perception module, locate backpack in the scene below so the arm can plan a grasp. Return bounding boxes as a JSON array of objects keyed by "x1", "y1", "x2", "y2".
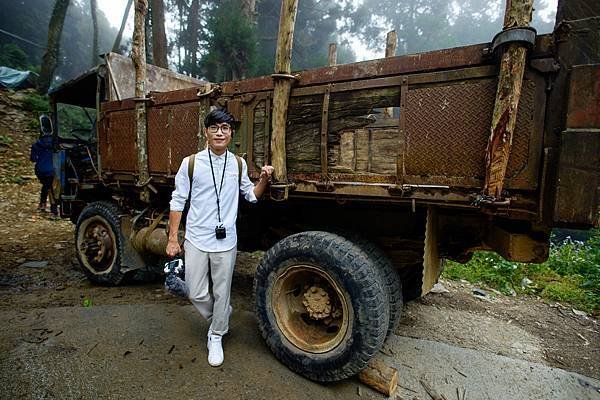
[{"x1": 186, "y1": 152, "x2": 243, "y2": 201}]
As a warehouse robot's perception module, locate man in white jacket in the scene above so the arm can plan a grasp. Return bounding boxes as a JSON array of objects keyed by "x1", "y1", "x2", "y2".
[{"x1": 166, "y1": 108, "x2": 273, "y2": 367}]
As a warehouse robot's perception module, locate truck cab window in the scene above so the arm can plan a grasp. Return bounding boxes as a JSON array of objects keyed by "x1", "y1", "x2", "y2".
[{"x1": 57, "y1": 103, "x2": 95, "y2": 143}]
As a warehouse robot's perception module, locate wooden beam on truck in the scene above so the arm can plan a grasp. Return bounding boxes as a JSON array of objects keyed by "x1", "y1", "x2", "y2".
[
  {"x1": 270, "y1": 0, "x2": 298, "y2": 191},
  {"x1": 383, "y1": 30, "x2": 397, "y2": 119},
  {"x1": 132, "y1": 0, "x2": 150, "y2": 202},
  {"x1": 483, "y1": 0, "x2": 535, "y2": 199},
  {"x1": 328, "y1": 43, "x2": 337, "y2": 67}
]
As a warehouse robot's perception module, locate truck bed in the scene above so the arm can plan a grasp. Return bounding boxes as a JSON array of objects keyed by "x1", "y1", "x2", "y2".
[{"x1": 97, "y1": 36, "x2": 554, "y2": 217}]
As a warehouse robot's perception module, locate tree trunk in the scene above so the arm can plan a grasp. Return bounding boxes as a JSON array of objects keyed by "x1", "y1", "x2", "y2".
[
  {"x1": 90, "y1": 0, "x2": 99, "y2": 66},
  {"x1": 133, "y1": 0, "x2": 150, "y2": 201},
  {"x1": 187, "y1": 0, "x2": 199, "y2": 75},
  {"x1": 241, "y1": 0, "x2": 257, "y2": 24},
  {"x1": 270, "y1": 0, "x2": 299, "y2": 184},
  {"x1": 145, "y1": 6, "x2": 153, "y2": 64},
  {"x1": 483, "y1": 0, "x2": 534, "y2": 198},
  {"x1": 151, "y1": 0, "x2": 168, "y2": 68},
  {"x1": 133, "y1": 0, "x2": 148, "y2": 97},
  {"x1": 38, "y1": 0, "x2": 70, "y2": 94},
  {"x1": 112, "y1": 0, "x2": 133, "y2": 53}
]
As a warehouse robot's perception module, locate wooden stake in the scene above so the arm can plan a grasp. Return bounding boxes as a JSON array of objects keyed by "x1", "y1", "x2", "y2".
[
  {"x1": 132, "y1": 0, "x2": 150, "y2": 201},
  {"x1": 383, "y1": 30, "x2": 397, "y2": 118},
  {"x1": 132, "y1": 0, "x2": 147, "y2": 99},
  {"x1": 483, "y1": 0, "x2": 534, "y2": 198},
  {"x1": 270, "y1": 0, "x2": 298, "y2": 184},
  {"x1": 328, "y1": 43, "x2": 337, "y2": 66},
  {"x1": 358, "y1": 358, "x2": 398, "y2": 396}
]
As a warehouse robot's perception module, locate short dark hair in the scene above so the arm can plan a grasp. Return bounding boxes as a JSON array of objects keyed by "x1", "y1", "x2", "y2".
[{"x1": 204, "y1": 108, "x2": 235, "y2": 129}]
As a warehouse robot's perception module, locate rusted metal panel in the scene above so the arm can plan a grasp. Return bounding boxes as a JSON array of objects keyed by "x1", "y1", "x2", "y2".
[
  {"x1": 566, "y1": 65, "x2": 600, "y2": 129},
  {"x1": 553, "y1": 65, "x2": 600, "y2": 227},
  {"x1": 146, "y1": 106, "x2": 170, "y2": 174},
  {"x1": 105, "y1": 52, "x2": 206, "y2": 101},
  {"x1": 104, "y1": 110, "x2": 137, "y2": 172},
  {"x1": 167, "y1": 102, "x2": 201, "y2": 171},
  {"x1": 402, "y1": 76, "x2": 540, "y2": 189},
  {"x1": 554, "y1": 130, "x2": 600, "y2": 227}
]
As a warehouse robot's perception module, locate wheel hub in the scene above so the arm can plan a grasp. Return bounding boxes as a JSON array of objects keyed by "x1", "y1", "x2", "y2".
[
  {"x1": 302, "y1": 285, "x2": 332, "y2": 320},
  {"x1": 78, "y1": 218, "x2": 116, "y2": 273},
  {"x1": 272, "y1": 264, "x2": 350, "y2": 354}
]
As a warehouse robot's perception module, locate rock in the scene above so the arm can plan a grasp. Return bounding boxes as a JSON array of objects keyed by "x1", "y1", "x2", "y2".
[
  {"x1": 572, "y1": 309, "x2": 587, "y2": 318},
  {"x1": 473, "y1": 288, "x2": 487, "y2": 297},
  {"x1": 16, "y1": 257, "x2": 26, "y2": 263},
  {"x1": 20, "y1": 261, "x2": 48, "y2": 269},
  {"x1": 521, "y1": 277, "x2": 533, "y2": 288},
  {"x1": 430, "y1": 283, "x2": 450, "y2": 294},
  {"x1": 53, "y1": 243, "x2": 64, "y2": 250}
]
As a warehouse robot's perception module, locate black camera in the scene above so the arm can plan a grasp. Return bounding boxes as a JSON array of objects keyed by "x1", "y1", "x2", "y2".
[{"x1": 215, "y1": 225, "x2": 226, "y2": 239}]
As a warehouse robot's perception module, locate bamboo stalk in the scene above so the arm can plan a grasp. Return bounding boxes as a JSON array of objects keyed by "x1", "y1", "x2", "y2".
[{"x1": 483, "y1": 0, "x2": 534, "y2": 198}]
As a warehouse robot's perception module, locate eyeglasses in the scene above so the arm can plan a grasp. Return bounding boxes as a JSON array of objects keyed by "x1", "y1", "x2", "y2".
[{"x1": 207, "y1": 124, "x2": 232, "y2": 134}]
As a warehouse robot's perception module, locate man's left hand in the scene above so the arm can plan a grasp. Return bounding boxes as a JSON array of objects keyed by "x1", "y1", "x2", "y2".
[{"x1": 260, "y1": 165, "x2": 274, "y2": 181}]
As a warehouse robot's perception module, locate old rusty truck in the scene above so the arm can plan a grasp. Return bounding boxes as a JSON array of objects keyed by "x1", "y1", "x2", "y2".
[{"x1": 46, "y1": 0, "x2": 598, "y2": 383}]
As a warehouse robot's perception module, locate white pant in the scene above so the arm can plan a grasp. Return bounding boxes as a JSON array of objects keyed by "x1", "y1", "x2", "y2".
[{"x1": 184, "y1": 240, "x2": 237, "y2": 335}]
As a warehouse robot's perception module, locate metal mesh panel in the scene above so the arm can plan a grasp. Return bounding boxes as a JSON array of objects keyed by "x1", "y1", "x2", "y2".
[
  {"x1": 168, "y1": 102, "x2": 200, "y2": 173},
  {"x1": 105, "y1": 110, "x2": 136, "y2": 172},
  {"x1": 147, "y1": 107, "x2": 170, "y2": 174},
  {"x1": 405, "y1": 79, "x2": 533, "y2": 182},
  {"x1": 98, "y1": 117, "x2": 110, "y2": 169},
  {"x1": 405, "y1": 80, "x2": 494, "y2": 178}
]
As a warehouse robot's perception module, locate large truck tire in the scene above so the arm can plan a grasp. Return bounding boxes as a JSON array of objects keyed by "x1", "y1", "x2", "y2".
[
  {"x1": 333, "y1": 232, "x2": 403, "y2": 339},
  {"x1": 254, "y1": 231, "x2": 389, "y2": 382},
  {"x1": 75, "y1": 201, "x2": 126, "y2": 286}
]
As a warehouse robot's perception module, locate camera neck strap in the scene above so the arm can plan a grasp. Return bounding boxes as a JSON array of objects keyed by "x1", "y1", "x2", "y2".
[{"x1": 208, "y1": 148, "x2": 228, "y2": 223}]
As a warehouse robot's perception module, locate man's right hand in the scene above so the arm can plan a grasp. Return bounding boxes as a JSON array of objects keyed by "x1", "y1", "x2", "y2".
[{"x1": 166, "y1": 240, "x2": 181, "y2": 257}]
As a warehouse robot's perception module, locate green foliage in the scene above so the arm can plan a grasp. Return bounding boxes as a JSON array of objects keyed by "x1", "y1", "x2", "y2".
[
  {"x1": 20, "y1": 93, "x2": 49, "y2": 113},
  {"x1": 443, "y1": 230, "x2": 600, "y2": 315},
  {"x1": 0, "y1": 43, "x2": 30, "y2": 70},
  {"x1": 0, "y1": 0, "x2": 117, "y2": 88},
  {"x1": 0, "y1": 135, "x2": 14, "y2": 146},
  {"x1": 57, "y1": 104, "x2": 94, "y2": 140},
  {"x1": 6, "y1": 176, "x2": 26, "y2": 185},
  {"x1": 253, "y1": 0, "x2": 354, "y2": 76},
  {"x1": 202, "y1": 0, "x2": 256, "y2": 81}
]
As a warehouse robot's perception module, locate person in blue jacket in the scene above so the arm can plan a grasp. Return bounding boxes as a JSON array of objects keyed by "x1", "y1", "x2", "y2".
[{"x1": 30, "y1": 121, "x2": 58, "y2": 217}]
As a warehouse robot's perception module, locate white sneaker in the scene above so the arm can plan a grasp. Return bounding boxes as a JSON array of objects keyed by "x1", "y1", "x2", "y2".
[{"x1": 207, "y1": 334, "x2": 224, "y2": 367}]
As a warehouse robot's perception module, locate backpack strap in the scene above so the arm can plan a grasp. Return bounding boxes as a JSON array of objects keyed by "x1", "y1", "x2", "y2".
[
  {"x1": 187, "y1": 153, "x2": 196, "y2": 201},
  {"x1": 235, "y1": 154, "x2": 242, "y2": 187}
]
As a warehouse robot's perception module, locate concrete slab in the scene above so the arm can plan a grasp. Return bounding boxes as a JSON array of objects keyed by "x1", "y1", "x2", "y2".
[{"x1": 0, "y1": 304, "x2": 598, "y2": 400}]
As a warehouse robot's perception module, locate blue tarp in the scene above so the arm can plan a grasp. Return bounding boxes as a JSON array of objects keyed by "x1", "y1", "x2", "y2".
[{"x1": 0, "y1": 66, "x2": 37, "y2": 89}]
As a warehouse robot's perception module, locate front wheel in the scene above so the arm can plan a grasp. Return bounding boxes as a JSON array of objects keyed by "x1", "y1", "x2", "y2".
[
  {"x1": 75, "y1": 201, "x2": 126, "y2": 285},
  {"x1": 254, "y1": 231, "x2": 389, "y2": 382}
]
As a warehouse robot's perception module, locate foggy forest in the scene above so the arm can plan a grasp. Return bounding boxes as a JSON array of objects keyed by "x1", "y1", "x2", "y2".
[{"x1": 0, "y1": 0, "x2": 555, "y2": 92}]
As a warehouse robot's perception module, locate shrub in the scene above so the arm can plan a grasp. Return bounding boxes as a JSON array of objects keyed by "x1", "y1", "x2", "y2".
[{"x1": 443, "y1": 229, "x2": 600, "y2": 315}]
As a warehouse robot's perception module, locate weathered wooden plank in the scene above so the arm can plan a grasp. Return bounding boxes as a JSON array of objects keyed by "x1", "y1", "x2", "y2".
[{"x1": 483, "y1": 0, "x2": 535, "y2": 198}]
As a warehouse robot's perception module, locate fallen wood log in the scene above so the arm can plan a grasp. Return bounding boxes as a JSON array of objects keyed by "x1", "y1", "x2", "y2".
[{"x1": 358, "y1": 357, "x2": 398, "y2": 396}]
